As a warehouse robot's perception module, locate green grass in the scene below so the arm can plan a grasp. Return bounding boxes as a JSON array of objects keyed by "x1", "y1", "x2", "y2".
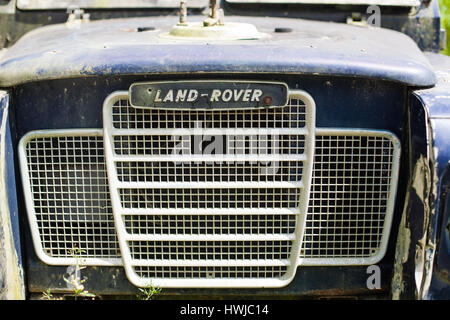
[{"x1": 440, "y1": 0, "x2": 450, "y2": 55}]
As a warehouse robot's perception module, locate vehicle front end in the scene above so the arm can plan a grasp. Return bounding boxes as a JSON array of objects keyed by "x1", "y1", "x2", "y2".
[{"x1": 0, "y1": 0, "x2": 449, "y2": 300}]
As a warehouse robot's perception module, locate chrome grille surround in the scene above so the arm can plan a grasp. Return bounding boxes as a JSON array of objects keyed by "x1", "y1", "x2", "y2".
[{"x1": 103, "y1": 90, "x2": 316, "y2": 288}]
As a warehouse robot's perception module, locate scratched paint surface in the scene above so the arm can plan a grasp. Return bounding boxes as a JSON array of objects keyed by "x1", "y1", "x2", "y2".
[
  {"x1": 0, "y1": 15, "x2": 436, "y2": 87},
  {"x1": 0, "y1": 92, "x2": 25, "y2": 300}
]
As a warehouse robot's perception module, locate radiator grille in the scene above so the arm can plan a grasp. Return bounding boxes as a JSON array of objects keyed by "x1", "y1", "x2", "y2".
[
  {"x1": 19, "y1": 93, "x2": 400, "y2": 284},
  {"x1": 300, "y1": 133, "x2": 399, "y2": 264},
  {"x1": 123, "y1": 214, "x2": 297, "y2": 235},
  {"x1": 128, "y1": 240, "x2": 292, "y2": 260},
  {"x1": 20, "y1": 129, "x2": 399, "y2": 268},
  {"x1": 133, "y1": 266, "x2": 288, "y2": 279},
  {"x1": 116, "y1": 161, "x2": 303, "y2": 183},
  {"x1": 118, "y1": 188, "x2": 301, "y2": 209},
  {"x1": 112, "y1": 134, "x2": 305, "y2": 156},
  {"x1": 103, "y1": 90, "x2": 315, "y2": 288},
  {"x1": 112, "y1": 100, "x2": 306, "y2": 129},
  {"x1": 20, "y1": 132, "x2": 120, "y2": 264}
]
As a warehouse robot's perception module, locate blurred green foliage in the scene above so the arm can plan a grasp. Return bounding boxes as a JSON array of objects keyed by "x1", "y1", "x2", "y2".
[{"x1": 441, "y1": 0, "x2": 450, "y2": 54}]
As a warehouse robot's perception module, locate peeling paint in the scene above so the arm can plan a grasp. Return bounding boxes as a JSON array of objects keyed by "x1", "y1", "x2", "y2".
[
  {"x1": 391, "y1": 195, "x2": 411, "y2": 299},
  {"x1": 392, "y1": 155, "x2": 432, "y2": 299},
  {"x1": 412, "y1": 158, "x2": 429, "y2": 203},
  {"x1": 420, "y1": 119, "x2": 439, "y2": 299},
  {"x1": 0, "y1": 92, "x2": 25, "y2": 300},
  {"x1": 412, "y1": 154, "x2": 435, "y2": 299},
  {"x1": 391, "y1": 112, "x2": 440, "y2": 300}
]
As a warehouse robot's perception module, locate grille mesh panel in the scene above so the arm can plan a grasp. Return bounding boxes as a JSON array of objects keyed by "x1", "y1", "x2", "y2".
[
  {"x1": 119, "y1": 188, "x2": 301, "y2": 209},
  {"x1": 24, "y1": 135, "x2": 119, "y2": 259},
  {"x1": 113, "y1": 134, "x2": 305, "y2": 156},
  {"x1": 301, "y1": 134, "x2": 396, "y2": 259},
  {"x1": 112, "y1": 99, "x2": 306, "y2": 129},
  {"x1": 116, "y1": 161, "x2": 303, "y2": 183},
  {"x1": 105, "y1": 94, "x2": 314, "y2": 287},
  {"x1": 133, "y1": 266, "x2": 288, "y2": 279},
  {"x1": 123, "y1": 214, "x2": 297, "y2": 235},
  {"x1": 128, "y1": 240, "x2": 292, "y2": 260}
]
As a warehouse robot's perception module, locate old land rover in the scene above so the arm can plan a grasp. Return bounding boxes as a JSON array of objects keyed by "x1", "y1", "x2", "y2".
[{"x1": 0, "y1": 0, "x2": 449, "y2": 300}]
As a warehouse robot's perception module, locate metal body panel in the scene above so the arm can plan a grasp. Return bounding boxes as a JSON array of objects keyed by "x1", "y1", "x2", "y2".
[
  {"x1": 425, "y1": 121, "x2": 450, "y2": 299},
  {"x1": 418, "y1": 53, "x2": 450, "y2": 121},
  {"x1": 0, "y1": 91, "x2": 25, "y2": 299},
  {"x1": 1, "y1": 0, "x2": 443, "y2": 52},
  {"x1": 13, "y1": 74, "x2": 407, "y2": 295},
  {"x1": 11, "y1": 75, "x2": 407, "y2": 138},
  {"x1": 26, "y1": 262, "x2": 391, "y2": 297},
  {"x1": 410, "y1": 54, "x2": 450, "y2": 298},
  {"x1": 0, "y1": 16, "x2": 435, "y2": 87}
]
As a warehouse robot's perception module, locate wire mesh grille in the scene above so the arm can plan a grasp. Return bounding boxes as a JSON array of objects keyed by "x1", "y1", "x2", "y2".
[
  {"x1": 24, "y1": 135, "x2": 119, "y2": 259},
  {"x1": 112, "y1": 98, "x2": 306, "y2": 129},
  {"x1": 116, "y1": 161, "x2": 303, "y2": 183},
  {"x1": 128, "y1": 240, "x2": 292, "y2": 260},
  {"x1": 112, "y1": 134, "x2": 305, "y2": 156},
  {"x1": 118, "y1": 188, "x2": 301, "y2": 209},
  {"x1": 301, "y1": 134, "x2": 396, "y2": 259},
  {"x1": 106, "y1": 95, "x2": 312, "y2": 285},
  {"x1": 21, "y1": 130, "x2": 398, "y2": 266},
  {"x1": 123, "y1": 214, "x2": 297, "y2": 235},
  {"x1": 133, "y1": 266, "x2": 288, "y2": 279}
]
